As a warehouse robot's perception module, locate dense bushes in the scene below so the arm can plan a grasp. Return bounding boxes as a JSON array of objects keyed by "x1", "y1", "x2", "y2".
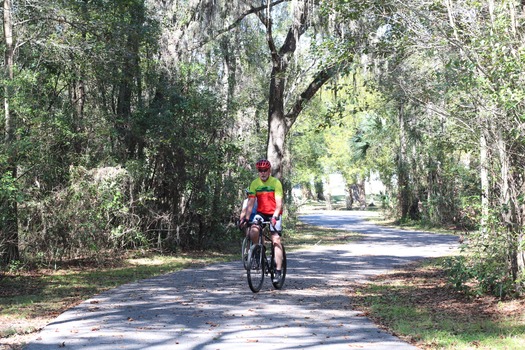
[
  {"x1": 13, "y1": 81, "x2": 249, "y2": 265},
  {"x1": 19, "y1": 166, "x2": 141, "y2": 263}
]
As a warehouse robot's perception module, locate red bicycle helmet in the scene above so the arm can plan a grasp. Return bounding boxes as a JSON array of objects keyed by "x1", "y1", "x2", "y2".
[{"x1": 256, "y1": 159, "x2": 271, "y2": 170}]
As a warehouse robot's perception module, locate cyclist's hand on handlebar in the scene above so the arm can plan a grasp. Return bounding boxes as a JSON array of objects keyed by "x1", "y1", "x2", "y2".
[
  {"x1": 271, "y1": 216, "x2": 277, "y2": 227},
  {"x1": 239, "y1": 218, "x2": 247, "y2": 229}
]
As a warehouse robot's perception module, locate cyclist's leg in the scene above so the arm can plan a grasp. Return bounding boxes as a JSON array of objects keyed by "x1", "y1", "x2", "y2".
[
  {"x1": 271, "y1": 232, "x2": 283, "y2": 270},
  {"x1": 249, "y1": 213, "x2": 265, "y2": 245},
  {"x1": 269, "y1": 215, "x2": 283, "y2": 270},
  {"x1": 249, "y1": 224, "x2": 260, "y2": 245}
]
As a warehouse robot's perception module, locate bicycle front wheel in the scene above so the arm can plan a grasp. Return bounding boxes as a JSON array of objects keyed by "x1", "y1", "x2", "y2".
[
  {"x1": 241, "y1": 236, "x2": 250, "y2": 270},
  {"x1": 247, "y1": 244, "x2": 265, "y2": 293},
  {"x1": 271, "y1": 244, "x2": 287, "y2": 289}
]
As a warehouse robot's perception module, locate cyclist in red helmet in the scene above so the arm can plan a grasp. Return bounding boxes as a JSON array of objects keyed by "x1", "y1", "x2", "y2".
[
  {"x1": 255, "y1": 159, "x2": 271, "y2": 169},
  {"x1": 241, "y1": 159, "x2": 284, "y2": 283}
]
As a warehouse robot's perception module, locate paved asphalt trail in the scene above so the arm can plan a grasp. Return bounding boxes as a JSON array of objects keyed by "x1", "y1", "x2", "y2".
[{"x1": 24, "y1": 210, "x2": 458, "y2": 350}]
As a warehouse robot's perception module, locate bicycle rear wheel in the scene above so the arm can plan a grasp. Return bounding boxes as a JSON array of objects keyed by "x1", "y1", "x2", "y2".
[
  {"x1": 271, "y1": 244, "x2": 287, "y2": 289},
  {"x1": 247, "y1": 244, "x2": 264, "y2": 293},
  {"x1": 241, "y1": 236, "x2": 250, "y2": 270}
]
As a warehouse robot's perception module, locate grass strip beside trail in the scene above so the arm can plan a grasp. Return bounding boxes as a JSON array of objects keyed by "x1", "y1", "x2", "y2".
[{"x1": 347, "y1": 258, "x2": 525, "y2": 350}]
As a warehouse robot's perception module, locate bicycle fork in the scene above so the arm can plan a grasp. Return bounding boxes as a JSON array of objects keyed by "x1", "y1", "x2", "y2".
[{"x1": 263, "y1": 248, "x2": 272, "y2": 275}]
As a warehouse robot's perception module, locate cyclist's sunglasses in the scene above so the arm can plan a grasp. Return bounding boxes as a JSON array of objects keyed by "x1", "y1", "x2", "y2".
[{"x1": 257, "y1": 168, "x2": 270, "y2": 173}]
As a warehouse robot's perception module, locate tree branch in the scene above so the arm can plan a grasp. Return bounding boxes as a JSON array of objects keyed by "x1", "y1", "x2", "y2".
[
  {"x1": 285, "y1": 65, "x2": 339, "y2": 129},
  {"x1": 186, "y1": 0, "x2": 290, "y2": 51}
]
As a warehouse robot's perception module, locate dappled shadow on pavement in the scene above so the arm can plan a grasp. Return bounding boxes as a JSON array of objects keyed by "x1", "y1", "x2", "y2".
[{"x1": 23, "y1": 211, "x2": 457, "y2": 350}]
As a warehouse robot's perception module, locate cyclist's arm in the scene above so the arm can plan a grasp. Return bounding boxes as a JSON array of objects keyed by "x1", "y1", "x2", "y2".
[
  {"x1": 273, "y1": 196, "x2": 282, "y2": 218},
  {"x1": 239, "y1": 198, "x2": 248, "y2": 220},
  {"x1": 245, "y1": 197, "x2": 256, "y2": 221},
  {"x1": 239, "y1": 207, "x2": 247, "y2": 221},
  {"x1": 273, "y1": 179, "x2": 284, "y2": 218}
]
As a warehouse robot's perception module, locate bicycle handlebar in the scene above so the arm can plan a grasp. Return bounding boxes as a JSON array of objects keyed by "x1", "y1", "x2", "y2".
[{"x1": 250, "y1": 218, "x2": 277, "y2": 230}]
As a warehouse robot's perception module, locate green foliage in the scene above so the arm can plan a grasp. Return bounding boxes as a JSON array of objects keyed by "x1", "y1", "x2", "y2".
[
  {"x1": 0, "y1": 155, "x2": 21, "y2": 262},
  {"x1": 20, "y1": 165, "x2": 144, "y2": 264},
  {"x1": 444, "y1": 229, "x2": 523, "y2": 299},
  {"x1": 443, "y1": 256, "x2": 476, "y2": 295},
  {"x1": 290, "y1": 72, "x2": 398, "y2": 208},
  {"x1": 304, "y1": 0, "x2": 525, "y2": 300},
  {"x1": 6, "y1": 259, "x2": 24, "y2": 274},
  {"x1": 134, "y1": 69, "x2": 245, "y2": 251},
  {"x1": 0, "y1": 0, "x2": 259, "y2": 264},
  {"x1": 0, "y1": 163, "x2": 18, "y2": 206}
]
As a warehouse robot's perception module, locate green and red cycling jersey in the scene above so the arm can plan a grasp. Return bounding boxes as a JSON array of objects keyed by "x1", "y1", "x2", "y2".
[{"x1": 248, "y1": 176, "x2": 283, "y2": 216}]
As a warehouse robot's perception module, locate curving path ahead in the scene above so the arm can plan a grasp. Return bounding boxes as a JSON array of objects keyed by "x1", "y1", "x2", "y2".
[{"x1": 23, "y1": 210, "x2": 458, "y2": 350}]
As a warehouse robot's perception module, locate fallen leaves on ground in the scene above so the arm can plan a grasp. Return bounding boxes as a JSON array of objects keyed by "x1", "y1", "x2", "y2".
[{"x1": 346, "y1": 259, "x2": 525, "y2": 348}]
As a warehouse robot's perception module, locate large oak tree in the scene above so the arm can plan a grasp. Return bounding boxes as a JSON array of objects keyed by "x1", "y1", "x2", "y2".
[{"x1": 162, "y1": 0, "x2": 341, "y2": 178}]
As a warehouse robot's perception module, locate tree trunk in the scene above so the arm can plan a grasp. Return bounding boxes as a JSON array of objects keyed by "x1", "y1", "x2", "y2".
[
  {"x1": 397, "y1": 103, "x2": 410, "y2": 220},
  {"x1": 261, "y1": 1, "x2": 336, "y2": 179},
  {"x1": 345, "y1": 184, "x2": 354, "y2": 209},
  {"x1": 324, "y1": 176, "x2": 333, "y2": 210},
  {"x1": 357, "y1": 179, "x2": 367, "y2": 210},
  {"x1": 496, "y1": 128, "x2": 520, "y2": 281},
  {"x1": 480, "y1": 128, "x2": 489, "y2": 230},
  {"x1": 2, "y1": 0, "x2": 20, "y2": 264},
  {"x1": 267, "y1": 80, "x2": 288, "y2": 179},
  {"x1": 70, "y1": 54, "x2": 86, "y2": 155},
  {"x1": 70, "y1": 0, "x2": 89, "y2": 155},
  {"x1": 116, "y1": 3, "x2": 144, "y2": 160}
]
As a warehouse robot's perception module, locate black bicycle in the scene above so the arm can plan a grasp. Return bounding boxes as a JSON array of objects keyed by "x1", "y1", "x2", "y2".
[{"x1": 245, "y1": 218, "x2": 287, "y2": 293}]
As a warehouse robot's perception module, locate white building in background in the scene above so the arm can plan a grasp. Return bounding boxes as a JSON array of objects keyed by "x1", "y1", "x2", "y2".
[
  {"x1": 325, "y1": 173, "x2": 346, "y2": 197},
  {"x1": 291, "y1": 172, "x2": 385, "y2": 204},
  {"x1": 365, "y1": 171, "x2": 386, "y2": 198},
  {"x1": 324, "y1": 172, "x2": 385, "y2": 204},
  {"x1": 324, "y1": 172, "x2": 384, "y2": 197}
]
